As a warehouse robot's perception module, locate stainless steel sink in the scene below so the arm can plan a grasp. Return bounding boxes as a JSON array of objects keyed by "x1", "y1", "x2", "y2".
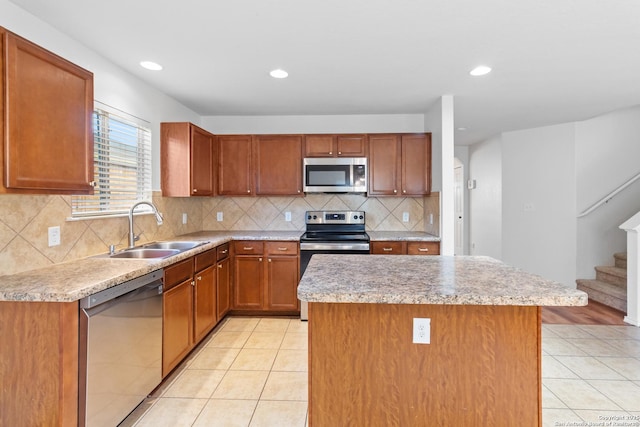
[
  {"x1": 142, "y1": 241, "x2": 206, "y2": 251},
  {"x1": 109, "y1": 248, "x2": 180, "y2": 259}
]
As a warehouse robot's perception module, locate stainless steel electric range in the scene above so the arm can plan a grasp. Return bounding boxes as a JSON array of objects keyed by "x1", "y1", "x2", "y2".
[{"x1": 299, "y1": 210, "x2": 370, "y2": 320}]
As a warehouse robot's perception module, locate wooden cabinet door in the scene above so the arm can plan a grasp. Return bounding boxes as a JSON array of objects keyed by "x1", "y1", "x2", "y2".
[
  {"x1": 401, "y1": 134, "x2": 431, "y2": 196},
  {"x1": 190, "y1": 125, "x2": 214, "y2": 196},
  {"x1": 368, "y1": 134, "x2": 400, "y2": 196},
  {"x1": 336, "y1": 135, "x2": 367, "y2": 157},
  {"x1": 216, "y1": 256, "x2": 231, "y2": 319},
  {"x1": 266, "y1": 256, "x2": 300, "y2": 311},
  {"x1": 233, "y1": 256, "x2": 264, "y2": 309},
  {"x1": 193, "y1": 265, "x2": 216, "y2": 342},
  {"x1": 371, "y1": 241, "x2": 406, "y2": 255},
  {"x1": 1, "y1": 29, "x2": 94, "y2": 194},
  {"x1": 162, "y1": 279, "x2": 194, "y2": 376},
  {"x1": 304, "y1": 135, "x2": 335, "y2": 157},
  {"x1": 218, "y1": 135, "x2": 253, "y2": 195},
  {"x1": 254, "y1": 135, "x2": 303, "y2": 195}
]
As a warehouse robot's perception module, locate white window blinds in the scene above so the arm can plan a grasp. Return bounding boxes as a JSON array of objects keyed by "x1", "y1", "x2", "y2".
[{"x1": 72, "y1": 107, "x2": 152, "y2": 217}]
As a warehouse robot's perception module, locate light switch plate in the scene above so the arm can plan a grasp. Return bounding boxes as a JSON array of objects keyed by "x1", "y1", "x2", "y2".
[
  {"x1": 182, "y1": 213, "x2": 188, "y2": 224},
  {"x1": 216, "y1": 212, "x2": 223, "y2": 221},
  {"x1": 402, "y1": 212, "x2": 410, "y2": 222},
  {"x1": 285, "y1": 211, "x2": 292, "y2": 222}
]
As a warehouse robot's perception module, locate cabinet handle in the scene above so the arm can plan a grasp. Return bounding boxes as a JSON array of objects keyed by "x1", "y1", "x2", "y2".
[
  {"x1": 191, "y1": 280, "x2": 195, "y2": 286},
  {"x1": 243, "y1": 247, "x2": 253, "y2": 250},
  {"x1": 329, "y1": 151, "x2": 333, "y2": 155},
  {"x1": 197, "y1": 275, "x2": 202, "y2": 280},
  {"x1": 403, "y1": 190, "x2": 407, "y2": 194},
  {"x1": 89, "y1": 181, "x2": 96, "y2": 187},
  {"x1": 277, "y1": 247, "x2": 288, "y2": 251},
  {"x1": 259, "y1": 258, "x2": 263, "y2": 262},
  {"x1": 268, "y1": 258, "x2": 272, "y2": 262},
  {"x1": 218, "y1": 264, "x2": 222, "y2": 269},
  {"x1": 383, "y1": 247, "x2": 393, "y2": 252},
  {"x1": 193, "y1": 189, "x2": 198, "y2": 193},
  {"x1": 338, "y1": 151, "x2": 342, "y2": 155},
  {"x1": 418, "y1": 248, "x2": 429, "y2": 252},
  {"x1": 393, "y1": 189, "x2": 397, "y2": 194},
  {"x1": 247, "y1": 190, "x2": 250, "y2": 193},
  {"x1": 221, "y1": 249, "x2": 228, "y2": 254}
]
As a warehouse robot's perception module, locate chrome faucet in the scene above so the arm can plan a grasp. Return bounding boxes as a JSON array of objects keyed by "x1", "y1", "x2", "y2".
[{"x1": 128, "y1": 201, "x2": 163, "y2": 248}]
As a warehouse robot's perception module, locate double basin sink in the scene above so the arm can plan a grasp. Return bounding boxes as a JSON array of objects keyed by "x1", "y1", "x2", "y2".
[{"x1": 108, "y1": 241, "x2": 209, "y2": 259}]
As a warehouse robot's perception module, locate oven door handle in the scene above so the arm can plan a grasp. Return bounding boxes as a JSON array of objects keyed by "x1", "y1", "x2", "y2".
[{"x1": 300, "y1": 242, "x2": 370, "y2": 251}]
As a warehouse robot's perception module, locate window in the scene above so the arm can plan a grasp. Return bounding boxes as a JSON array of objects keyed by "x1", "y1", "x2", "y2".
[{"x1": 72, "y1": 105, "x2": 152, "y2": 218}]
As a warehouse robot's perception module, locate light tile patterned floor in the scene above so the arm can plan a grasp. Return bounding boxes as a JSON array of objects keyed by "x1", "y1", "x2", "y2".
[{"x1": 121, "y1": 318, "x2": 640, "y2": 427}]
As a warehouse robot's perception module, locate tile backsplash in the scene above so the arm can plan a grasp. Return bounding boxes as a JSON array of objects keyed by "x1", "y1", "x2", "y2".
[{"x1": 0, "y1": 191, "x2": 439, "y2": 276}]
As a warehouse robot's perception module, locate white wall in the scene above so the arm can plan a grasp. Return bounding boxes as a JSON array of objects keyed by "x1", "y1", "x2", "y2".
[
  {"x1": 502, "y1": 123, "x2": 576, "y2": 286},
  {"x1": 575, "y1": 106, "x2": 640, "y2": 278},
  {"x1": 454, "y1": 145, "x2": 470, "y2": 255},
  {"x1": 469, "y1": 135, "x2": 502, "y2": 259},
  {"x1": 0, "y1": 0, "x2": 200, "y2": 190},
  {"x1": 201, "y1": 114, "x2": 425, "y2": 135}
]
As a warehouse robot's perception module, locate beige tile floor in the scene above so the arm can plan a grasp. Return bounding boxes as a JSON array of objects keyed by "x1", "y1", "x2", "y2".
[{"x1": 121, "y1": 317, "x2": 640, "y2": 427}]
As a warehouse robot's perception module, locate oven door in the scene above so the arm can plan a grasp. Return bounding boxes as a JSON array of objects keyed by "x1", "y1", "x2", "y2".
[{"x1": 299, "y1": 242, "x2": 370, "y2": 320}]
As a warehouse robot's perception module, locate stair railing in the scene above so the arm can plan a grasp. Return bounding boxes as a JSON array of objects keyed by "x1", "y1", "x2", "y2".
[{"x1": 578, "y1": 171, "x2": 640, "y2": 218}]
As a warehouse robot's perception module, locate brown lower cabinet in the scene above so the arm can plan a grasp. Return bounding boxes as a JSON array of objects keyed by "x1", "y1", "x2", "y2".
[
  {"x1": 216, "y1": 243, "x2": 231, "y2": 319},
  {"x1": 371, "y1": 240, "x2": 440, "y2": 255},
  {"x1": 233, "y1": 240, "x2": 300, "y2": 312}
]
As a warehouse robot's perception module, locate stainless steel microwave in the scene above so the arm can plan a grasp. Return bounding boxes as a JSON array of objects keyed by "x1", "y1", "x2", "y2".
[{"x1": 303, "y1": 157, "x2": 367, "y2": 193}]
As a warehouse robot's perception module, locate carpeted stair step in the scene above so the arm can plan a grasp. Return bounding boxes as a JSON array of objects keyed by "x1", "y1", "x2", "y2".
[
  {"x1": 576, "y1": 279, "x2": 627, "y2": 313},
  {"x1": 614, "y1": 252, "x2": 627, "y2": 269},
  {"x1": 595, "y1": 265, "x2": 627, "y2": 287}
]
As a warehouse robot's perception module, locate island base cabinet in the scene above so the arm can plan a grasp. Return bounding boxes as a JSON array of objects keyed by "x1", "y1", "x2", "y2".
[
  {"x1": 307, "y1": 303, "x2": 541, "y2": 427},
  {"x1": 0, "y1": 301, "x2": 79, "y2": 427}
]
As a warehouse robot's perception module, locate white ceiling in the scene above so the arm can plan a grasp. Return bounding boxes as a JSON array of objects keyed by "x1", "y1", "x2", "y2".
[{"x1": 9, "y1": 0, "x2": 640, "y2": 145}]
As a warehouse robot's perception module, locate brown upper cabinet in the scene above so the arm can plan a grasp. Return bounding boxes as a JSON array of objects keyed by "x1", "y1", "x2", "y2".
[
  {"x1": 304, "y1": 134, "x2": 367, "y2": 157},
  {"x1": 369, "y1": 133, "x2": 431, "y2": 196},
  {"x1": 0, "y1": 27, "x2": 94, "y2": 194},
  {"x1": 218, "y1": 135, "x2": 253, "y2": 196},
  {"x1": 254, "y1": 135, "x2": 303, "y2": 196},
  {"x1": 161, "y1": 122, "x2": 215, "y2": 197}
]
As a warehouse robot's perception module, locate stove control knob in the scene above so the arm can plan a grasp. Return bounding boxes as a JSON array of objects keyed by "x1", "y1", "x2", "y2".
[
  {"x1": 313, "y1": 215, "x2": 318, "y2": 219},
  {"x1": 359, "y1": 215, "x2": 364, "y2": 220},
  {"x1": 353, "y1": 215, "x2": 358, "y2": 220},
  {"x1": 307, "y1": 215, "x2": 311, "y2": 220}
]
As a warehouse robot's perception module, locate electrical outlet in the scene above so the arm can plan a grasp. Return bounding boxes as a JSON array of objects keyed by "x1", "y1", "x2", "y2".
[
  {"x1": 413, "y1": 318, "x2": 430, "y2": 344},
  {"x1": 182, "y1": 213, "x2": 188, "y2": 224},
  {"x1": 402, "y1": 212, "x2": 410, "y2": 222},
  {"x1": 48, "y1": 226, "x2": 61, "y2": 247},
  {"x1": 216, "y1": 212, "x2": 223, "y2": 221},
  {"x1": 285, "y1": 211, "x2": 292, "y2": 222},
  {"x1": 429, "y1": 213, "x2": 434, "y2": 225}
]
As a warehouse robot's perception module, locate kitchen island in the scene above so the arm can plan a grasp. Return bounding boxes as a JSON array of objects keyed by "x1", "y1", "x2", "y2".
[{"x1": 297, "y1": 255, "x2": 587, "y2": 427}]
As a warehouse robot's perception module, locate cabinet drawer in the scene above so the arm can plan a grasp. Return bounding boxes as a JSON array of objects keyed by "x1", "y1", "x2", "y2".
[
  {"x1": 265, "y1": 241, "x2": 298, "y2": 256},
  {"x1": 371, "y1": 241, "x2": 405, "y2": 255},
  {"x1": 194, "y1": 249, "x2": 216, "y2": 272},
  {"x1": 234, "y1": 241, "x2": 264, "y2": 255},
  {"x1": 216, "y1": 243, "x2": 230, "y2": 261},
  {"x1": 164, "y1": 258, "x2": 194, "y2": 291},
  {"x1": 407, "y1": 241, "x2": 440, "y2": 255}
]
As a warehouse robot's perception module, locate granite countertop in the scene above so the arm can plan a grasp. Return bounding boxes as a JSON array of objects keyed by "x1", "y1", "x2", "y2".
[
  {"x1": 367, "y1": 231, "x2": 440, "y2": 242},
  {"x1": 0, "y1": 230, "x2": 302, "y2": 303},
  {"x1": 297, "y1": 254, "x2": 587, "y2": 306}
]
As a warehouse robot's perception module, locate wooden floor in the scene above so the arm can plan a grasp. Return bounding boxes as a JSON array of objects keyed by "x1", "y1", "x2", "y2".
[{"x1": 541, "y1": 300, "x2": 627, "y2": 325}]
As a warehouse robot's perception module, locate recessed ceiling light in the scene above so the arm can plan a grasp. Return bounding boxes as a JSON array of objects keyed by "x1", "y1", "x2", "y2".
[
  {"x1": 470, "y1": 65, "x2": 491, "y2": 76},
  {"x1": 457, "y1": 127, "x2": 467, "y2": 131},
  {"x1": 140, "y1": 61, "x2": 163, "y2": 71},
  {"x1": 270, "y1": 69, "x2": 289, "y2": 79}
]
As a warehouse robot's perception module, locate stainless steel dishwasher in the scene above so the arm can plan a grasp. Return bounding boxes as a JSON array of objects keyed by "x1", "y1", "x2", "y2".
[{"x1": 79, "y1": 270, "x2": 163, "y2": 427}]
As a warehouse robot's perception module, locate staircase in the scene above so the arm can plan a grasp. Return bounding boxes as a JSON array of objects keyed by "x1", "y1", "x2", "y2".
[{"x1": 576, "y1": 252, "x2": 627, "y2": 313}]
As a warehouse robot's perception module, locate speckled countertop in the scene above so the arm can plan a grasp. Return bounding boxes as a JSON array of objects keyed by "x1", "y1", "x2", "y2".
[
  {"x1": 367, "y1": 231, "x2": 439, "y2": 241},
  {"x1": 297, "y1": 254, "x2": 587, "y2": 306},
  {"x1": 0, "y1": 230, "x2": 302, "y2": 303}
]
